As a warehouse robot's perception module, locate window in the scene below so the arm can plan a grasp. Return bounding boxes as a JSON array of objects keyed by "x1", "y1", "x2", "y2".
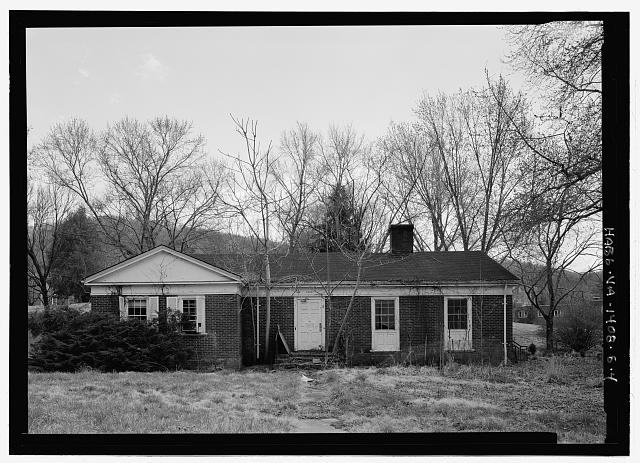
[
  {"x1": 537, "y1": 311, "x2": 543, "y2": 318},
  {"x1": 553, "y1": 309, "x2": 561, "y2": 317},
  {"x1": 181, "y1": 298, "x2": 198, "y2": 332},
  {"x1": 374, "y1": 299, "x2": 396, "y2": 330},
  {"x1": 447, "y1": 298, "x2": 468, "y2": 330},
  {"x1": 518, "y1": 310, "x2": 528, "y2": 318},
  {"x1": 127, "y1": 297, "x2": 147, "y2": 320}
]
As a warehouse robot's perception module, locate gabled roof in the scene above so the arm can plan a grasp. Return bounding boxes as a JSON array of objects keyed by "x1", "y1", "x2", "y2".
[
  {"x1": 189, "y1": 251, "x2": 518, "y2": 284},
  {"x1": 84, "y1": 245, "x2": 242, "y2": 284}
]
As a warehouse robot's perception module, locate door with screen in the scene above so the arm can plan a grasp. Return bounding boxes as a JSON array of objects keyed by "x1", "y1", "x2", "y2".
[{"x1": 445, "y1": 297, "x2": 472, "y2": 351}]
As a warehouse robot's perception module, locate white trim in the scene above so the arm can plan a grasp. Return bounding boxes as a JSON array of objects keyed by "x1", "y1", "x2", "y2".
[
  {"x1": 444, "y1": 296, "x2": 473, "y2": 351},
  {"x1": 294, "y1": 297, "x2": 325, "y2": 351},
  {"x1": 176, "y1": 296, "x2": 207, "y2": 333},
  {"x1": 249, "y1": 284, "x2": 515, "y2": 298},
  {"x1": 370, "y1": 296, "x2": 400, "y2": 352},
  {"x1": 503, "y1": 283, "x2": 508, "y2": 365},
  {"x1": 83, "y1": 245, "x2": 242, "y2": 284},
  {"x1": 148, "y1": 296, "x2": 159, "y2": 320},
  {"x1": 87, "y1": 281, "x2": 239, "y2": 286},
  {"x1": 90, "y1": 283, "x2": 242, "y2": 296},
  {"x1": 124, "y1": 295, "x2": 149, "y2": 321}
]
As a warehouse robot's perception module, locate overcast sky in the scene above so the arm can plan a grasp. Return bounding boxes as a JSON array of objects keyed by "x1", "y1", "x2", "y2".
[{"x1": 26, "y1": 25, "x2": 527, "y2": 155}]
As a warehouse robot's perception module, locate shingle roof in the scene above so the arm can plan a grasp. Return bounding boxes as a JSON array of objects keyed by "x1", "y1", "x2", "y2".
[{"x1": 188, "y1": 251, "x2": 518, "y2": 284}]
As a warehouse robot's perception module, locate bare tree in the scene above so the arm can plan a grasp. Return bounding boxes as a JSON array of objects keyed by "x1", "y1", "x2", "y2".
[
  {"x1": 381, "y1": 121, "x2": 456, "y2": 251},
  {"x1": 157, "y1": 159, "x2": 226, "y2": 252},
  {"x1": 320, "y1": 132, "x2": 391, "y2": 354},
  {"x1": 310, "y1": 124, "x2": 388, "y2": 251},
  {"x1": 27, "y1": 182, "x2": 74, "y2": 307},
  {"x1": 392, "y1": 78, "x2": 526, "y2": 256},
  {"x1": 502, "y1": 22, "x2": 602, "y2": 215},
  {"x1": 503, "y1": 150, "x2": 600, "y2": 350},
  {"x1": 220, "y1": 115, "x2": 280, "y2": 361},
  {"x1": 318, "y1": 124, "x2": 367, "y2": 192},
  {"x1": 273, "y1": 122, "x2": 320, "y2": 252},
  {"x1": 36, "y1": 117, "x2": 223, "y2": 258},
  {"x1": 416, "y1": 92, "x2": 480, "y2": 251},
  {"x1": 459, "y1": 76, "x2": 529, "y2": 255}
]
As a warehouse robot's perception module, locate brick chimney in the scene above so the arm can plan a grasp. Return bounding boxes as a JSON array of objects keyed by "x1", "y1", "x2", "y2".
[{"x1": 389, "y1": 223, "x2": 414, "y2": 254}]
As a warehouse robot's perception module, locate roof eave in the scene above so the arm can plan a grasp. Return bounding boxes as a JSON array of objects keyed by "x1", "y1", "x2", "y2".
[{"x1": 268, "y1": 279, "x2": 520, "y2": 286}]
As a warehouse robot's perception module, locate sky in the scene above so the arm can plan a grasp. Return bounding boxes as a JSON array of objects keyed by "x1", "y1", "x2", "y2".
[
  {"x1": 26, "y1": 25, "x2": 527, "y2": 156},
  {"x1": 23, "y1": 24, "x2": 606, "y2": 274}
]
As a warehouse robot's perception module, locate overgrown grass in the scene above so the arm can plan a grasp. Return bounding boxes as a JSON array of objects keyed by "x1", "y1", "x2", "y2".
[{"x1": 28, "y1": 356, "x2": 604, "y2": 442}]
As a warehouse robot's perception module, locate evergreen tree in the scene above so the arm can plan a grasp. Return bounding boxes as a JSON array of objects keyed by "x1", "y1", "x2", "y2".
[
  {"x1": 309, "y1": 183, "x2": 366, "y2": 252},
  {"x1": 49, "y1": 207, "x2": 99, "y2": 301}
]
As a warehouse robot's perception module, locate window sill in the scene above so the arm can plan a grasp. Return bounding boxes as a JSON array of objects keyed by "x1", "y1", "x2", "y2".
[{"x1": 181, "y1": 332, "x2": 208, "y2": 337}]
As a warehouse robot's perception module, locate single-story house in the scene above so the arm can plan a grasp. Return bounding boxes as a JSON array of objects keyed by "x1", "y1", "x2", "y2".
[{"x1": 84, "y1": 225, "x2": 518, "y2": 369}]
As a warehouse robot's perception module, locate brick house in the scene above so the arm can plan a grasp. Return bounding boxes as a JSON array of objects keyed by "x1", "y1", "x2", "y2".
[{"x1": 84, "y1": 225, "x2": 518, "y2": 369}]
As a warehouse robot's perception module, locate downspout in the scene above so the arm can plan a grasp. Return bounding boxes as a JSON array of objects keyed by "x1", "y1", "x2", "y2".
[
  {"x1": 256, "y1": 284, "x2": 260, "y2": 360},
  {"x1": 503, "y1": 283, "x2": 508, "y2": 365}
]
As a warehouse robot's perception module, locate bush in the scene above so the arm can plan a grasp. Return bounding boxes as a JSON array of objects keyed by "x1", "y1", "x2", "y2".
[
  {"x1": 29, "y1": 310, "x2": 193, "y2": 372},
  {"x1": 528, "y1": 343, "x2": 537, "y2": 356},
  {"x1": 28, "y1": 306, "x2": 83, "y2": 337},
  {"x1": 555, "y1": 307, "x2": 602, "y2": 356}
]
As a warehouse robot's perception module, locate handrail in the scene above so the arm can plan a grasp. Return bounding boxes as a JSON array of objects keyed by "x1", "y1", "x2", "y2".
[{"x1": 510, "y1": 340, "x2": 529, "y2": 362}]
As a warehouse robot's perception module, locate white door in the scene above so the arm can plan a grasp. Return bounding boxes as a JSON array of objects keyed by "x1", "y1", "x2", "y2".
[
  {"x1": 444, "y1": 297, "x2": 472, "y2": 351},
  {"x1": 295, "y1": 298, "x2": 325, "y2": 351},
  {"x1": 371, "y1": 297, "x2": 400, "y2": 351}
]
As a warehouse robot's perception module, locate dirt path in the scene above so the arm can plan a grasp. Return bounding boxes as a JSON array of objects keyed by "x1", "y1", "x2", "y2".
[
  {"x1": 288, "y1": 380, "x2": 344, "y2": 433},
  {"x1": 288, "y1": 417, "x2": 344, "y2": 433}
]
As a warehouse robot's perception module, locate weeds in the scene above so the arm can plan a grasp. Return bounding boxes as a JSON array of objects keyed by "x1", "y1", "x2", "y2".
[
  {"x1": 322, "y1": 370, "x2": 339, "y2": 384},
  {"x1": 544, "y1": 357, "x2": 567, "y2": 384},
  {"x1": 28, "y1": 358, "x2": 604, "y2": 442},
  {"x1": 354, "y1": 370, "x2": 367, "y2": 383}
]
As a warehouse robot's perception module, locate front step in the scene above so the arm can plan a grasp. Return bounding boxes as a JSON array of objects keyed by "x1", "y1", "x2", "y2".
[{"x1": 275, "y1": 351, "x2": 341, "y2": 369}]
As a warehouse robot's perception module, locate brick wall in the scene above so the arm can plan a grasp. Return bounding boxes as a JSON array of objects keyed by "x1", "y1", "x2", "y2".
[
  {"x1": 240, "y1": 296, "x2": 294, "y2": 364},
  {"x1": 238, "y1": 292, "x2": 513, "y2": 366},
  {"x1": 326, "y1": 296, "x2": 372, "y2": 355},
  {"x1": 90, "y1": 292, "x2": 242, "y2": 369},
  {"x1": 90, "y1": 294, "x2": 119, "y2": 317},
  {"x1": 399, "y1": 295, "x2": 443, "y2": 351},
  {"x1": 471, "y1": 295, "x2": 513, "y2": 354}
]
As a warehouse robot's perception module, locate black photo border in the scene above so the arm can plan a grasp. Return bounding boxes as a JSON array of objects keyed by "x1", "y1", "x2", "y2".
[{"x1": 9, "y1": 10, "x2": 630, "y2": 456}]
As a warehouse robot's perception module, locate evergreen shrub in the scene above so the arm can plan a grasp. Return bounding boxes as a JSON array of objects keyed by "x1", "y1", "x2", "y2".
[{"x1": 29, "y1": 308, "x2": 192, "y2": 372}]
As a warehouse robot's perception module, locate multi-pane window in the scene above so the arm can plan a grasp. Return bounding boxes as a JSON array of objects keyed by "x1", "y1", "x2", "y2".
[
  {"x1": 374, "y1": 299, "x2": 395, "y2": 330},
  {"x1": 447, "y1": 298, "x2": 468, "y2": 330},
  {"x1": 127, "y1": 298, "x2": 147, "y2": 320},
  {"x1": 518, "y1": 310, "x2": 528, "y2": 318},
  {"x1": 182, "y1": 299, "x2": 198, "y2": 332}
]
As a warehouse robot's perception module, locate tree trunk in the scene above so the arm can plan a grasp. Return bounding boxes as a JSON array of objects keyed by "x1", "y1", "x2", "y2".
[
  {"x1": 546, "y1": 261, "x2": 556, "y2": 351},
  {"x1": 40, "y1": 278, "x2": 50, "y2": 309},
  {"x1": 263, "y1": 253, "x2": 272, "y2": 363},
  {"x1": 545, "y1": 316, "x2": 554, "y2": 351},
  {"x1": 331, "y1": 265, "x2": 363, "y2": 355}
]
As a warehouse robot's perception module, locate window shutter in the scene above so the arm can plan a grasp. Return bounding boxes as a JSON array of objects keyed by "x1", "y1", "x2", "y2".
[
  {"x1": 196, "y1": 296, "x2": 206, "y2": 334},
  {"x1": 166, "y1": 296, "x2": 179, "y2": 314},
  {"x1": 148, "y1": 296, "x2": 159, "y2": 320},
  {"x1": 119, "y1": 296, "x2": 126, "y2": 319}
]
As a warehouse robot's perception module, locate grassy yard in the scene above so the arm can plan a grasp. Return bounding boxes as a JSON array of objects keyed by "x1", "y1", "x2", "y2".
[
  {"x1": 28, "y1": 355, "x2": 604, "y2": 442},
  {"x1": 513, "y1": 322, "x2": 546, "y2": 350}
]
